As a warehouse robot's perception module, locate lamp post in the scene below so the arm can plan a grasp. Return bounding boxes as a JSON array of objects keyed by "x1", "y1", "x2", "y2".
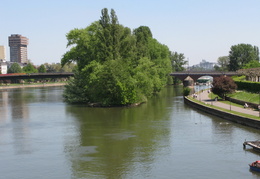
[
  {"x1": 230, "y1": 98, "x2": 231, "y2": 111},
  {"x1": 211, "y1": 90, "x2": 212, "y2": 105},
  {"x1": 259, "y1": 92, "x2": 260, "y2": 117}
]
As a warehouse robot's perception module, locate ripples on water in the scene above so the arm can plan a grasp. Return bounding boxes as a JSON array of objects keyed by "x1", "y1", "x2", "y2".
[{"x1": 0, "y1": 86, "x2": 260, "y2": 179}]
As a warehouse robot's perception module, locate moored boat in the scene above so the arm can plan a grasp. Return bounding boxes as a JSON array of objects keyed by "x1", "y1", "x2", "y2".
[{"x1": 249, "y1": 161, "x2": 260, "y2": 172}]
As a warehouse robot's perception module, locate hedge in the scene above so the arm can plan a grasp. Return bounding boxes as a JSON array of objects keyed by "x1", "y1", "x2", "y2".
[{"x1": 234, "y1": 80, "x2": 260, "y2": 93}]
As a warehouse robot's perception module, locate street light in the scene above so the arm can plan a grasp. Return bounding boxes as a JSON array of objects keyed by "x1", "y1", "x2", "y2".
[
  {"x1": 230, "y1": 98, "x2": 231, "y2": 111},
  {"x1": 259, "y1": 92, "x2": 260, "y2": 117}
]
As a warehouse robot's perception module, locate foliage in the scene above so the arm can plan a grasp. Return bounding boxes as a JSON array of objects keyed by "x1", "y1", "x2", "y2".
[
  {"x1": 170, "y1": 51, "x2": 187, "y2": 84},
  {"x1": 61, "y1": 8, "x2": 172, "y2": 106},
  {"x1": 170, "y1": 52, "x2": 187, "y2": 72},
  {"x1": 228, "y1": 44, "x2": 259, "y2": 71},
  {"x1": 38, "y1": 64, "x2": 46, "y2": 73},
  {"x1": 234, "y1": 80, "x2": 260, "y2": 93},
  {"x1": 242, "y1": 60, "x2": 260, "y2": 69},
  {"x1": 7, "y1": 63, "x2": 23, "y2": 73},
  {"x1": 211, "y1": 76, "x2": 237, "y2": 99},
  {"x1": 43, "y1": 63, "x2": 76, "y2": 72},
  {"x1": 214, "y1": 56, "x2": 229, "y2": 71},
  {"x1": 23, "y1": 63, "x2": 38, "y2": 73},
  {"x1": 183, "y1": 87, "x2": 191, "y2": 96}
]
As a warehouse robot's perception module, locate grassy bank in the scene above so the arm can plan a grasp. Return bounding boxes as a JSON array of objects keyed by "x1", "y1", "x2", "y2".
[
  {"x1": 228, "y1": 91, "x2": 260, "y2": 104},
  {"x1": 187, "y1": 96, "x2": 260, "y2": 121}
]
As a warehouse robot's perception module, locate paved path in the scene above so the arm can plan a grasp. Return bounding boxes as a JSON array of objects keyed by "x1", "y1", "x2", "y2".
[{"x1": 197, "y1": 90, "x2": 260, "y2": 117}]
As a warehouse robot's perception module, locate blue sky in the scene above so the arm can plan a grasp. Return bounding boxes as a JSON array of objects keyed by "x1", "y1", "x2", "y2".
[{"x1": 1, "y1": 0, "x2": 260, "y2": 66}]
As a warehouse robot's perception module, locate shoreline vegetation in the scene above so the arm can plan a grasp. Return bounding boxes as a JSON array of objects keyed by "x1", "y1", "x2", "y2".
[{"x1": 60, "y1": 8, "x2": 174, "y2": 106}]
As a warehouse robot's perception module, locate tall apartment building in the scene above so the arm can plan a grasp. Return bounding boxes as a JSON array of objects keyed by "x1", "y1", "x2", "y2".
[{"x1": 9, "y1": 34, "x2": 29, "y2": 64}]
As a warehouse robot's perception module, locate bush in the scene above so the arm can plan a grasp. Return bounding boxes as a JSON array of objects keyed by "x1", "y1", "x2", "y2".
[{"x1": 183, "y1": 87, "x2": 191, "y2": 96}]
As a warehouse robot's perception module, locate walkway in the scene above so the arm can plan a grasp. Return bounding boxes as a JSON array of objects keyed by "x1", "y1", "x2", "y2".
[{"x1": 198, "y1": 90, "x2": 260, "y2": 117}]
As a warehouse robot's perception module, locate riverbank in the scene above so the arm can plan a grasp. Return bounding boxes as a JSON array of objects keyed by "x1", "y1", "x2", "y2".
[
  {"x1": 0, "y1": 83, "x2": 66, "y2": 89},
  {"x1": 184, "y1": 90, "x2": 260, "y2": 129}
]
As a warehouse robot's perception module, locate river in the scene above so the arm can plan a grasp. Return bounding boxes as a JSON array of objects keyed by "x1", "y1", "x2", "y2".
[{"x1": 0, "y1": 86, "x2": 260, "y2": 179}]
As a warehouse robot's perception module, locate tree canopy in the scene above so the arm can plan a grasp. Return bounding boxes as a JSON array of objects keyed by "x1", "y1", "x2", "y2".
[
  {"x1": 7, "y1": 63, "x2": 23, "y2": 73},
  {"x1": 38, "y1": 64, "x2": 47, "y2": 73},
  {"x1": 214, "y1": 56, "x2": 229, "y2": 71},
  {"x1": 61, "y1": 8, "x2": 172, "y2": 106},
  {"x1": 228, "y1": 44, "x2": 259, "y2": 71},
  {"x1": 23, "y1": 63, "x2": 38, "y2": 73},
  {"x1": 211, "y1": 76, "x2": 237, "y2": 99}
]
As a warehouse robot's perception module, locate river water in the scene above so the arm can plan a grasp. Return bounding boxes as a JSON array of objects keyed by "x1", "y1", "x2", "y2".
[{"x1": 0, "y1": 86, "x2": 260, "y2": 179}]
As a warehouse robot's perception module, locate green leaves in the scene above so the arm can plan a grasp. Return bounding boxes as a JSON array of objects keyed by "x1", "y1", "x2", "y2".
[
  {"x1": 23, "y1": 63, "x2": 38, "y2": 73},
  {"x1": 228, "y1": 44, "x2": 259, "y2": 71},
  {"x1": 61, "y1": 8, "x2": 172, "y2": 106},
  {"x1": 7, "y1": 63, "x2": 22, "y2": 73}
]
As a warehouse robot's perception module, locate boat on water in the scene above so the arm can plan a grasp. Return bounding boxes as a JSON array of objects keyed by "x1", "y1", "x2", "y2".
[{"x1": 249, "y1": 161, "x2": 260, "y2": 172}]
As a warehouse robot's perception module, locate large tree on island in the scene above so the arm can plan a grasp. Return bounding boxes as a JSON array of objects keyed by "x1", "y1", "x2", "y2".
[
  {"x1": 228, "y1": 44, "x2": 259, "y2": 71},
  {"x1": 61, "y1": 8, "x2": 171, "y2": 106}
]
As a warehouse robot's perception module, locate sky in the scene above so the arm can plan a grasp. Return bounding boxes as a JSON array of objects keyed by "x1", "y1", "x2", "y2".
[{"x1": 1, "y1": 0, "x2": 260, "y2": 66}]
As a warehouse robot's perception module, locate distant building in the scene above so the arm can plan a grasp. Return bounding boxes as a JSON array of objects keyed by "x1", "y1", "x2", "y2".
[
  {"x1": 0, "y1": 60, "x2": 7, "y2": 74},
  {"x1": 9, "y1": 34, "x2": 29, "y2": 64},
  {"x1": 191, "y1": 60, "x2": 217, "y2": 71},
  {"x1": 0, "y1": 46, "x2": 5, "y2": 60},
  {"x1": 199, "y1": 60, "x2": 216, "y2": 70},
  {"x1": 0, "y1": 46, "x2": 7, "y2": 74}
]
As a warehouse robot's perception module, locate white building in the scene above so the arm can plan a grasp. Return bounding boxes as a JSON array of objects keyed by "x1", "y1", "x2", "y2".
[
  {"x1": 0, "y1": 60, "x2": 7, "y2": 74},
  {"x1": 0, "y1": 46, "x2": 7, "y2": 74}
]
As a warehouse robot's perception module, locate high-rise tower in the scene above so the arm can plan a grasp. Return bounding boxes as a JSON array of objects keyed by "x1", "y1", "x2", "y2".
[{"x1": 8, "y1": 34, "x2": 29, "y2": 63}]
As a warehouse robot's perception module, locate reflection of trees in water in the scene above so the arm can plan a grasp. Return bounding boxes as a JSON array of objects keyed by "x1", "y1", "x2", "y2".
[
  {"x1": 0, "y1": 90, "x2": 9, "y2": 122},
  {"x1": 64, "y1": 86, "x2": 181, "y2": 179}
]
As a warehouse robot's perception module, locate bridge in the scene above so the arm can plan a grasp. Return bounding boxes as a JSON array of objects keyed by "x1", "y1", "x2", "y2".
[
  {"x1": 170, "y1": 71, "x2": 238, "y2": 82},
  {"x1": 0, "y1": 71, "x2": 239, "y2": 82},
  {"x1": 0, "y1": 72, "x2": 74, "y2": 80}
]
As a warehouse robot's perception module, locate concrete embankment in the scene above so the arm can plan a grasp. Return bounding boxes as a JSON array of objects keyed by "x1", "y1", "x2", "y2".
[
  {"x1": 0, "y1": 83, "x2": 66, "y2": 89},
  {"x1": 184, "y1": 96, "x2": 260, "y2": 129}
]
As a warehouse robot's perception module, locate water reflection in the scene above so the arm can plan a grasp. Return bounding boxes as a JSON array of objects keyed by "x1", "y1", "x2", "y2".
[
  {"x1": 64, "y1": 86, "x2": 182, "y2": 178},
  {"x1": 1, "y1": 86, "x2": 260, "y2": 178},
  {"x1": 0, "y1": 90, "x2": 9, "y2": 122}
]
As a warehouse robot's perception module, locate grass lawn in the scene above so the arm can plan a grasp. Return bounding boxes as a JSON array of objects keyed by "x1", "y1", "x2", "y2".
[
  {"x1": 208, "y1": 90, "x2": 260, "y2": 105},
  {"x1": 228, "y1": 91, "x2": 260, "y2": 104},
  {"x1": 187, "y1": 96, "x2": 260, "y2": 121}
]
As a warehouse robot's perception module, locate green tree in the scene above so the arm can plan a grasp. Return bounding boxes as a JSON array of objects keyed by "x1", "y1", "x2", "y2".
[
  {"x1": 242, "y1": 60, "x2": 260, "y2": 69},
  {"x1": 228, "y1": 44, "x2": 259, "y2": 71},
  {"x1": 170, "y1": 52, "x2": 187, "y2": 72},
  {"x1": 214, "y1": 56, "x2": 229, "y2": 71},
  {"x1": 7, "y1": 63, "x2": 22, "y2": 73},
  {"x1": 133, "y1": 26, "x2": 152, "y2": 60},
  {"x1": 38, "y1": 64, "x2": 47, "y2": 73},
  {"x1": 170, "y1": 52, "x2": 187, "y2": 84},
  {"x1": 62, "y1": 8, "x2": 172, "y2": 106},
  {"x1": 23, "y1": 63, "x2": 38, "y2": 73},
  {"x1": 211, "y1": 76, "x2": 237, "y2": 99}
]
